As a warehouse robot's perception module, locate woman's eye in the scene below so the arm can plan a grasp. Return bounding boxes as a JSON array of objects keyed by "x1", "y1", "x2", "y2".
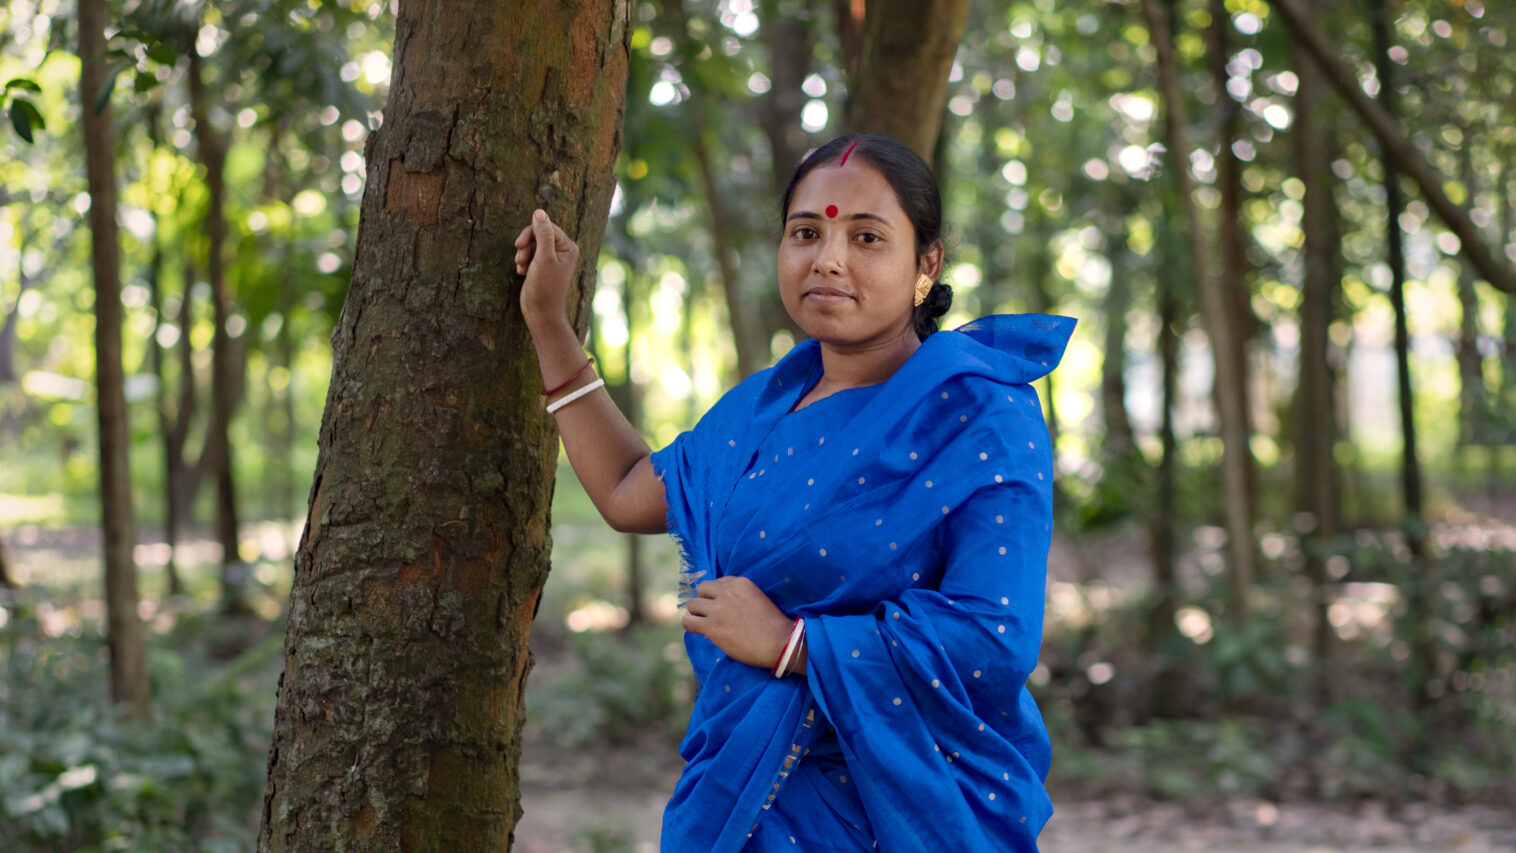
[
  {"x1": 792, "y1": 227, "x2": 817, "y2": 240},
  {"x1": 855, "y1": 232, "x2": 880, "y2": 244}
]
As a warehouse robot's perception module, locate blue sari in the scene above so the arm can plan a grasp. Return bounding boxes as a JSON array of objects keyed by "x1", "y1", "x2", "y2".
[{"x1": 650, "y1": 314, "x2": 1075, "y2": 852}]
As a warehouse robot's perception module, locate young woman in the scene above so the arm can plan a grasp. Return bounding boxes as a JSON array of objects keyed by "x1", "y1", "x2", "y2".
[{"x1": 515, "y1": 133, "x2": 1073, "y2": 851}]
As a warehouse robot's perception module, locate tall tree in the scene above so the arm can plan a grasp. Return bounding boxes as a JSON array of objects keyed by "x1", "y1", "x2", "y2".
[
  {"x1": 258, "y1": 2, "x2": 632, "y2": 849},
  {"x1": 1366, "y1": 0, "x2": 1431, "y2": 733},
  {"x1": 844, "y1": 0, "x2": 971, "y2": 160},
  {"x1": 1290, "y1": 0, "x2": 1341, "y2": 709},
  {"x1": 80, "y1": 0, "x2": 151, "y2": 720},
  {"x1": 187, "y1": 49, "x2": 249, "y2": 613},
  {"x1": 1142, "y1": 0, "x2": 1256, "y2": 622}
]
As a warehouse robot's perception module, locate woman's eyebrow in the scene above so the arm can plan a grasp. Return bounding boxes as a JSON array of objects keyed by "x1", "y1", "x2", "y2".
[{"x1": 786, "y1": 210, "x2": 893, "y2": 225}]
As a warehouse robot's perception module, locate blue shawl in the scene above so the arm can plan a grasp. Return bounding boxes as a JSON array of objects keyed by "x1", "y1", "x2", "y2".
[{"x1": 650, "y1": 314, "x2": 1075, "y2": 852}]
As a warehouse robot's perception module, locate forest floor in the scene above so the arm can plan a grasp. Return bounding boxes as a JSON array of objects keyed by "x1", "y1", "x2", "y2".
[
  {"x1": 7, "y1": 515, "x2": 1516, "y2": 853},
  {"x1": 513, "y1": 736, "x2": 1516, "y2": 852}
]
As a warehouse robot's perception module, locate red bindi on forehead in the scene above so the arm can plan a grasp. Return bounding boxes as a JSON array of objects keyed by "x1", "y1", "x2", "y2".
[{"x1": 825, "y1": 204, "x2": 838, "y2": 218}]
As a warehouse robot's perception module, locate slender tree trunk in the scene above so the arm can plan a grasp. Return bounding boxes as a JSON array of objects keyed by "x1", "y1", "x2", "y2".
[
  {"x1": 1149, "y1": 184, "x2": 1184, "y2": 718},
  {"x1": 257, "y1": 3, "x2": 631, "y2": 849},
  {"x1": 145, "y1": 107, "x2": 185, "y2": 597},
  {"x1": 187, "y1": 52, "x2": 247, "y2": 613},
  {"x1": 1206, "y1": 0, "x2": 1259, "y2": 517},
  {"x1": 1143, "y1": 0, "x2": 1256, "y2": 623},
  {"x1": 1101, "y1": 213, "x2": 1135, "y2": 456},
  {"x1": 1454, "y1": 140, "x2": 1487, "y2": 452},
  {"x1": 1290, "y1": 0, "x2": 1339, "y2": 710},
  {"x1": 80, "y1": 0, "x2": 151, "y2": 721},
  {"x1": 1267, "y1": 0, "x2": 1516, "y2": 296},
  {"x1": 845, "y1": 0, "x2": 971, "y2": 160},
  {"x1": 167, "y1": 257, "x2": 199, "y2": 568},
  {"x1": 1367, "y1": 0, "x2": 1432, "y2": 736}
]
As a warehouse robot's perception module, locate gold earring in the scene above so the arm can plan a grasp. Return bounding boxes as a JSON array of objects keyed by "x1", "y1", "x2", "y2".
[{"x1": 913, "y1": 274, "x2": 933, "y2": 307}]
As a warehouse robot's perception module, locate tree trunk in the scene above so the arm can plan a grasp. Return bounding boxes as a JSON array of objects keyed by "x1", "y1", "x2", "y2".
[
  {"x1": 1267, "y1": 0, "x2": 1516, "y2": 296},
  {"x1": 187, "y1": 51, "x2": 247, "y2": 613},
  {"x1": 1289, "y1": 0, "x2": 1339, "y2": 710},
  {"x1": 665, "y1": 0, "x2": 767, "y2": 380},
  {"x1": 80, "y1": 0, "x2": 151, "y2": 721},
  {"x1": 145, "y1": 106, "x2": 185, "y2": 597},
  {"x1": 1367, "y1": 0, "x2": 1431, "y2": 736},
  {"x1": 257, "y1": 3, "x2": 631, "y2": 850},
  {"x1": 1205, "y1": 0, "x2": 1259, "y2": 517},
  {"x1": 1100, "y1": 212, "x2": 1135, "y2": 456},
  {"x1": 1454, "y1": 140, "x2": 1487, "y2": 451},
  {"x1": 1148, "y1": 182, "x2": 1184, "y2": 718},
  {"x1": 1143, "y1": 0, "x2": 1256, "y2": 622},
  {"x1": 845, "y1": 0, "x2": 971, "y2": 160}
]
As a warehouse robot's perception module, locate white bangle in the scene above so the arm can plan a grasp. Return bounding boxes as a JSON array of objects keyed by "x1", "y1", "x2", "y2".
[
  {"x1": 545, "y1": 377, "x2": 605, "y2": 415},
  {"x1": 772, "y1": 617, "x2": 805, "y2": 678}
]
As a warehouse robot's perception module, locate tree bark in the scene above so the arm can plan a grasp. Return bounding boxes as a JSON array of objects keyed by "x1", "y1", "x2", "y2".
[
  {"x1": 845, "y1": 0, "x2": 971, "y2": 161},
  {"x1": 80, "y1": 0, "x2": 151, "y2": 721},
  {"x1": 1454, "y1": 140, "x2": 1487, "y2": 449},
  {"x1": 257, "y1": 2, "x2": 631, "y2": 849},
  {"x1": 187, "y1": 51, "x2": 247, "y2": 613},
  {"x1": 1267, "y1": 0, "x2": 1516, "y2": 296},
  {"x1": 1143, "y1": 0, "x2": 1256, "y2": 622},
  {"x1": 1289, "y1": 0, "x2": 1339, "y2": 710}
]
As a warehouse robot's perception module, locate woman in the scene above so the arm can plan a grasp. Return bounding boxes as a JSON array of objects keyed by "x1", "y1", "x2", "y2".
[{"x1": 515, "y1": 134, "x2": 1073, "y2": 851}]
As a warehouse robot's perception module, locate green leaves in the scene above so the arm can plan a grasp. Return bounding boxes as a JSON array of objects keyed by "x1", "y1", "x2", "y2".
[{"x1": 4, "y1": 78, "x2": 44, "y2": 143}]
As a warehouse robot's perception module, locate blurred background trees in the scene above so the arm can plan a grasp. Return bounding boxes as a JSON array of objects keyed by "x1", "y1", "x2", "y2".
[{"x1": 1, "y1": 0, "x2": 1513, "y2": 848}]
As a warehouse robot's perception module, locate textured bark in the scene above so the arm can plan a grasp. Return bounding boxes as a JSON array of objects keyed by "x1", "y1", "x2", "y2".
[
  {"x1": 187, "y1": 51, "x2": 247, "y2": 612},
  {"x1": 257, "y1": 2, "x2": 631, "y2": 850},
  {"x1": 1143, "y1": 0, "x2": 1256, "y2": 621},
  {"x1": 832, "y1": 0, "x2": 866, "y2": 82},
  {"x1": 1267, "y1": 0, "x2": 1516, "y2": 296},
  {"x1": 845, "y1": 0, "x2": 971, "y2": 160},
  {"x1": 1289, "y1": 2, "x2": 1338, "y2": 709},
  {"x1": 81, "y1": 0, "x2": 151, "y2": 721}
]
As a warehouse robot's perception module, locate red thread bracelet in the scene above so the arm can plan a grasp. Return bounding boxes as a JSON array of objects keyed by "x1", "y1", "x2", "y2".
[{"x1": 543, "y1": 357, "x2": 594, "y2": 397}]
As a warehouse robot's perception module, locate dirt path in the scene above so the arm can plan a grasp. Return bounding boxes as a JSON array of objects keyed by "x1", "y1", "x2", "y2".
[{"x1": 514, "y1": 746, "x2": 1516, "y2": 852}]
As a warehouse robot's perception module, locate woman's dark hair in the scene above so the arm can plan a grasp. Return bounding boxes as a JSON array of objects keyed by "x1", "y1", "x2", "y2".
[{"x1": 780, "y1": 133, "x2": 953, "y2": 339}]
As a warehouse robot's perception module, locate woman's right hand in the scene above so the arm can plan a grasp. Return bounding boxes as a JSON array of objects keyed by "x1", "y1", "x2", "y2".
[{"x1": 514, "y1": 209, "x2": 581, "y2": 323}]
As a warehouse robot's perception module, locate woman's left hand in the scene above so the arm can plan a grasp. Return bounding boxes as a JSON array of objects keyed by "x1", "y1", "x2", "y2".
[{"x1": 682, "y1": 577, "x2": 794, "y2": 670}]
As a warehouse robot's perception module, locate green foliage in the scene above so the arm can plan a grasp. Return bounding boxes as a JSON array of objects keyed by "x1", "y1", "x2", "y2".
[
  {"x1": 0, "y1": 593, "x2": 281, "y2": 852},
  {"x1": 527, "y1": 621, "x2": 694, "y2": 749}
]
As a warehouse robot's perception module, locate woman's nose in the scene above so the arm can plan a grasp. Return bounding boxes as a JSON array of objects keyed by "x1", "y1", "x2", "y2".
[{"x1": 814, "y1": 235, "x2": 846, "y2": 275}]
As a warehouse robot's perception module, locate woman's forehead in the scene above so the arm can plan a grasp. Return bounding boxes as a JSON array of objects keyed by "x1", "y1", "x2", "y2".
[{"x1": 791, "y1": 163, "x2": 905, "y2": 219}]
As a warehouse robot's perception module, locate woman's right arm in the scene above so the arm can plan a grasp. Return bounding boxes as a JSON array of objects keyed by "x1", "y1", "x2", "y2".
[{"x1": 515, "y1": 209, "x2": 668, "y2": 534}]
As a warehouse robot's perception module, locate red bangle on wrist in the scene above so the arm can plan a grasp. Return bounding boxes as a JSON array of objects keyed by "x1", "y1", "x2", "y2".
[{"x1": 543, "y1": 356, "x2": 594, "y2": 397}]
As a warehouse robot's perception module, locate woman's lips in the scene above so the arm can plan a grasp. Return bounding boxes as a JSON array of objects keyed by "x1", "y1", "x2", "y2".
[{"x1": 804, "y1": 287, "x2": 854, "y2": 301}]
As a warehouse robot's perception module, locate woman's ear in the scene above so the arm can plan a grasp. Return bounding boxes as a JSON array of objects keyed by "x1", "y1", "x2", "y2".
[{"x1": 919, "y1": 241, "x2": 945, "y2": 280}]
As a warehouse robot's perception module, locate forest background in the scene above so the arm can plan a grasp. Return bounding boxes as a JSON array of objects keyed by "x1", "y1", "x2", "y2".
[{"x1": 0, "y1": 0, "x2": 1513, "y2": 850}]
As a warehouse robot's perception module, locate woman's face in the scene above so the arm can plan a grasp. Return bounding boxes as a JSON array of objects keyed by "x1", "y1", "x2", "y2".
[{"x1": 777, "y1": 162, "x2": 940, "y2": 351}]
